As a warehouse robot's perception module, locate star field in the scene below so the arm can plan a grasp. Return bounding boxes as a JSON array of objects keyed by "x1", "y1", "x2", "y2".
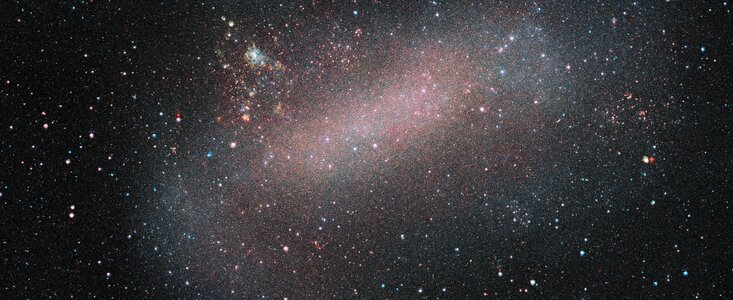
[{"x1": 1, "y1": 0, "x2": 732, "y2": 298}]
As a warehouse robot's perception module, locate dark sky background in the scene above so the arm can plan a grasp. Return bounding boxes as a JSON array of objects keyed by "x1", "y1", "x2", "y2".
[{"x1": 1, "y1": 0, "x2": 732, "y2": 298}]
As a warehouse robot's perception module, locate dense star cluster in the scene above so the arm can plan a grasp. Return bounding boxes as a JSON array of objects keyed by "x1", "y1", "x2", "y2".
[{"x1": 2, "y1": 1, "x2": 732, "y2": 298}]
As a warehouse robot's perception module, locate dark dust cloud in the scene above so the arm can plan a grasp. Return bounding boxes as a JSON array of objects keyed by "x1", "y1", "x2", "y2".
[{"x1": 2, "y1": 0, "x2": 732, "y2": 298}]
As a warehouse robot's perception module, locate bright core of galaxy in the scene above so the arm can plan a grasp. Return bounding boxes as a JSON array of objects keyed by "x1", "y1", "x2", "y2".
[{"x1": 3, "y1": 1, "x2": 731, "y2": 299}]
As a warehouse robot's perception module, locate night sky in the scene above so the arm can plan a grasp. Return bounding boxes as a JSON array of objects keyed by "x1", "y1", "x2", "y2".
[{"x1": 2, "y1": 0, "x2": 732, "y2": 298}]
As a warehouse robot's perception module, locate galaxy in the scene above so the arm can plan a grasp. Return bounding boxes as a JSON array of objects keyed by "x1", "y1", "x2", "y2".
[{"x1": 2, "y1": 1, "x2": 732, "y2": 298}]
